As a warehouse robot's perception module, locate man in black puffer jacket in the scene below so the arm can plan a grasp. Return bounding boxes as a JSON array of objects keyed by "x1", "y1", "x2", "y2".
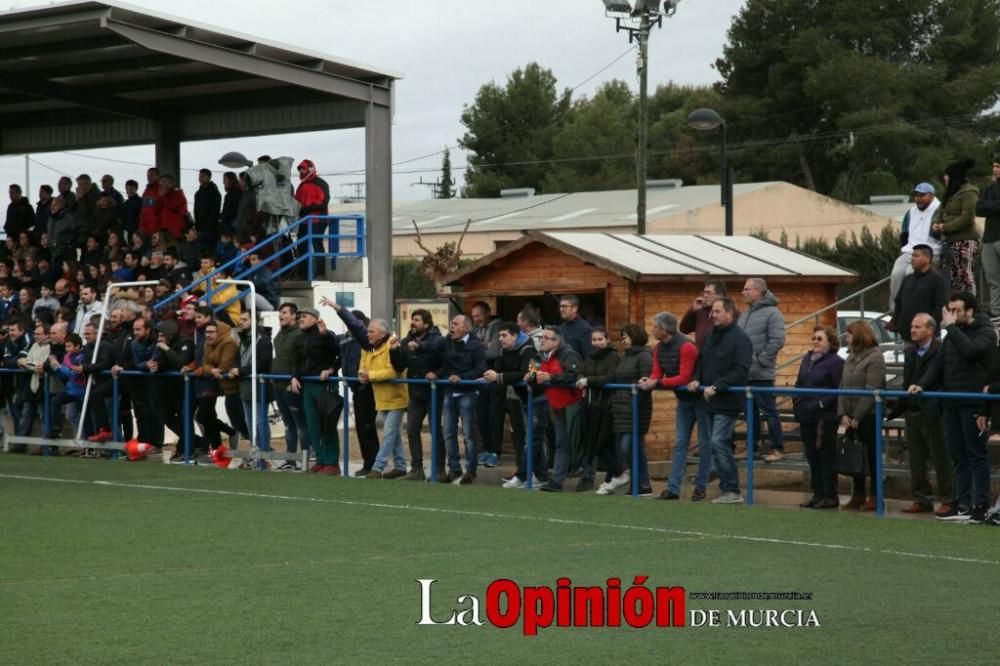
[
  {"x1": 689, "y1": 298, "x2": 752, "y2": 504},
  {"x1": 913, "y1": 291, "x2": 997, "y2": 522}
]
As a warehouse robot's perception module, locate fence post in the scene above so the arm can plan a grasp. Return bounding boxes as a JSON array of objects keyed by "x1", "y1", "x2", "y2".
[
  {"x1": 42, "y1": 374, "x2": 51, "y2": 442},
  {"x1": 258, "y1": 376, "x2": 268, "y2": 471},
  {"x1": 525, "y1": 384, "x2": 534, "y2": 490},
  {"x1": 745, "y1": 387, "x2": 755, "y2": 506},
  {"x1": 342, "y1": 378, "x2": 351, "y2": 477},
  {"x1": 631, "y1": 385, "x2": 640, "y2": 498},
  {"x1": 874, "y1": 390, "x2": 884, "y2": 517},
  {"x1": 183, "y1": 374, "x2": 192, "y2": 464},
  {"x1": 306, "y1": 217, "x2": 315, "y2": 283},
  {"x1": 110, "y1": 373, "x2": 120, "y2": 443},
  {"x1": 430, "y1": 380, "x2": 439, "y2": 483}
]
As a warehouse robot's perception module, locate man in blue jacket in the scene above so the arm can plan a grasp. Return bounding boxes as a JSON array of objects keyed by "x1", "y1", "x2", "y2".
[{"x1": 422, "y1": 315, "x2": 486, "y2": 484}]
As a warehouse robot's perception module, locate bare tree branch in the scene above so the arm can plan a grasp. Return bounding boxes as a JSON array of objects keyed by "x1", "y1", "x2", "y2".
[
  {"x1": 453, "y1": 218, "x2": 472, "y2": 259},
  {"x1": 411, "y1": 218, "x2": 434, "y2": 256}
]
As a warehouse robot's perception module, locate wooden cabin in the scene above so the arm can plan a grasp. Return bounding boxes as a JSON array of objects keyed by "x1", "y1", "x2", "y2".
[{"x1": 443, "y1": 231, "x2": 858, "y2": 461}]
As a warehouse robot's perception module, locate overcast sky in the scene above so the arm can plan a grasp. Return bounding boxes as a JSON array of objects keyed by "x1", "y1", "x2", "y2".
[{"x1": 0, "y1": 0, "x2": 746, "y2": 202}]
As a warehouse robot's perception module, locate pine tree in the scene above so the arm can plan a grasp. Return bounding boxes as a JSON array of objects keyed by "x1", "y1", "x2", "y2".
[{"x1": 438, "y1": 148, "x2": 454, "y2": 199}]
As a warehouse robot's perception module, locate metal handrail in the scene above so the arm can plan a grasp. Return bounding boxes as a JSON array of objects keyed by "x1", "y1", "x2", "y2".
[
  {"x1": 784, "y1": 275, "x2": 891, "y2": 331},
  {"x1": 152, "y1": 214, "x2": 365, "y2": 313}
]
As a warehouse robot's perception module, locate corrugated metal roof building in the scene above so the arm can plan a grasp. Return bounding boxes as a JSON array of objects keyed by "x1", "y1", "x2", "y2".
[
  {"x1": 443, "y1": 231, "x2": 857, "y2": 461},
  {"x1": 332, "y1": 181, "x2": 900, "y2": 258}
]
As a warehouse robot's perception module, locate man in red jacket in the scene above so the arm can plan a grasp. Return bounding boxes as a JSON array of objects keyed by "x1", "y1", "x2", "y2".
[
  {"x1": 155, "y1": 174, "x2": 188, "y2": 240},
  {"x1": 639, "y1": 311, "x2": 706, "y2": 501},
  {"x1": 532, "y1": 327, "x2": 583, "y2": 492},
  {"x1": 295, "y1": 159, "x2": 331, "y2": 277},
  {"x1": 138, "y1": 167, "x2": 160, "y2": 238}
]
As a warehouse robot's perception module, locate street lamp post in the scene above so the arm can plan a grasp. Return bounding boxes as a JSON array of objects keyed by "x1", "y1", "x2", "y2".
[
  {"x1": 603, "y1": 0, "x2": 681, "y2": 235},
  {"x1": 687, "y1": 107, "x2": 733, "y2": 236}
]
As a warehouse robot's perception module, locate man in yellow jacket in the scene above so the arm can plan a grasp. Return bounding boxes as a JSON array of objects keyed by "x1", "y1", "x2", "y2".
[{"x1": 340, "y1": 307, "x2": 410, "y2": 479}]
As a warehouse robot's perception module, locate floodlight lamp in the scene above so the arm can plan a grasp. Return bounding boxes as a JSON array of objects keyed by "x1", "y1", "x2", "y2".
[
  {"x1": 632, "y1": 0, "x2": 661, "y2": 14},
  {"x1": 663, "y1": 0, "x2": 681, "y2": 16},
  {"x1": 603, "y1": 0, "x2": 632, "y2": 14},
  {"x1": 219, "y1": 151, "x2": 253, "y2": 169},
  {"x1": 686, "y1": 108, "x2": 724, "y2": 131}
]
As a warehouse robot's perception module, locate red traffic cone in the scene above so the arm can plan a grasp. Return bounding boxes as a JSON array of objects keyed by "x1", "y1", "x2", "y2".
[
  {"x1": 124, "y1": 438, "x2": 155, "y2": 461},
  {"x1": 209, "y1": 445, "x2": 231, "y2": 469}
]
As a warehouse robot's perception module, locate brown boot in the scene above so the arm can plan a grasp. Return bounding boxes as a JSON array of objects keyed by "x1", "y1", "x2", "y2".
[
  {"x1": 860, "y1": 497, "x2": 877, "y2": 512},
  {"x1": 843, "y1": 495, "x2": 865, "y2": 511}
]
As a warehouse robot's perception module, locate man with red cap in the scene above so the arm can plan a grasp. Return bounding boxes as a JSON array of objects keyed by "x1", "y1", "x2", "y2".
[{"x1": 294, "y1": 159, "x2": 331, "y2": 278}]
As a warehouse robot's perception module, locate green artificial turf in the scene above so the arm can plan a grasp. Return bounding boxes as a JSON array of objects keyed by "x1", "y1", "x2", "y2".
[{"x1": 0, "y1": 455, "x2": 997, "y2": 664}]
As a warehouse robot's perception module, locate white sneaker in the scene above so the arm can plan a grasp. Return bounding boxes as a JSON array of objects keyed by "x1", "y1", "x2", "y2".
[
  {"x1": 712, "y1": 491, "x2": 743, "y2": 504},
  {"x1": 502, "y1": 477, "x2": 525, "y2": 489},
  {"x1": 607, "y1": 471, "x2": 630, "y2": 490},
  {"x1": 595, "y1": 482, "x2": 615, "y2": 496}
]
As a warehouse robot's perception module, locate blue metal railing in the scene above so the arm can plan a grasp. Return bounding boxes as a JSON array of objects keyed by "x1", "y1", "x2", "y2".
[
  {"x1": 152, "y1": 214, "x2": 365, "y2": 316},
  {"x1": 6, "y1": 365, "x2": 998, "y2": 518}
]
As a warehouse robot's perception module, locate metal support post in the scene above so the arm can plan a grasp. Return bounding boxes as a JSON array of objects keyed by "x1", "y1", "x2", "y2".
[
  {"x1": 631, "y1": 385, "x2": 640, "y2": 498},
  {"x1": 745, "y1": 388, "x2": 755, "y2": 506},
  {"x1": 430, "y1": 380, "x2": 439, "y2": 483}
]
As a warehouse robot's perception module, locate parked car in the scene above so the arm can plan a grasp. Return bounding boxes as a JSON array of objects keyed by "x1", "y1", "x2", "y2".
[{"x1": 836, "y1": 310, "x2": 905, "y2": 369}]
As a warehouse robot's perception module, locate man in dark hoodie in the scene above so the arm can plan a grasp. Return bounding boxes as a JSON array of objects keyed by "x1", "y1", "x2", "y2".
[
  {"x1": 486, "y1": 321, "x2": 546, "y2": 488},
  {"x1": 151, "y1": 318, "x2": 200, "y2": 455},
  {"x1": 6, "y1": 184, "x2": 35, "y2": 239},
  {"x1": 737, "y1": 278, "x2": 786, "y2": 462},
  {"x1": 393, "y1": 308, "x2": 443, "y2": 480},
  {"x1": 688, "y1": 298, "x2": 752, "y2": 505},
  {"x1": 910, "y1": 291, "x2": 996, "y2": 523},
  {"x1": 74, "y1": 174, "x2": 100, "y2": 231},
  {"x1": 194, "y1": 168, "x2": 222, "y2": 254}
]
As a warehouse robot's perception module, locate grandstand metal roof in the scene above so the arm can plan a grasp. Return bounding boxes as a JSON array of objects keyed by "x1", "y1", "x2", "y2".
[
  {"x1": 446, "y1": 231, "x2": 859, "y2": 285},
  {"x1": 0, "y1": 0, "x2": 400, "y2": 153},
  {"x1": 328, "y1": 182, "x2": 781, "y2": 234}
]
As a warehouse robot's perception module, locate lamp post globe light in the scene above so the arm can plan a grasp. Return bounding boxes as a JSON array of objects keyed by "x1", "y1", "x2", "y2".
[
  {"x1": 602, "y1": 0, "x2": 681, "y2": 235},
  {"x1": 686, "y1": 107, "x2": 733, "y2": 236}
]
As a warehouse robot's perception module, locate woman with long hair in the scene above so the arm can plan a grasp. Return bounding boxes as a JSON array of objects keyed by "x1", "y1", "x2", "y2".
[
  {"x1": 794, "y1": 325, "x2": 844, "y2": 509},
  {"x1": 837, "y1": 320, "x2": 886, "y2": 511},
  {"x1": 932, "y1": 159, "x2": 980, "y2": 293},
  {"x1": 576, "y1": 327, "x2": 627, "y2": 494},
  {"x1": 609, "y1": 323, "x2": 654, "y2": 496}
]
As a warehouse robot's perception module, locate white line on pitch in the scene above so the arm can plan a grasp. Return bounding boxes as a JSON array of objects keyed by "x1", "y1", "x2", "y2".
[{"x1": 3, "y1": 473, "x2": 997, "y2": 567}]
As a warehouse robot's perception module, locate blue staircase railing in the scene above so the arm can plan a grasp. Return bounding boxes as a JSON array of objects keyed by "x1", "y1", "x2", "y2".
[{"x1": 153, "y1": 214, "x2": 365, "y2": 316}]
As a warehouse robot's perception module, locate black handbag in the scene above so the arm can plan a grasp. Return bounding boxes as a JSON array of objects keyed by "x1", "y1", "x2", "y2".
[{"x1": 836, "y1": 428, "x2": 868, "y2": 477}]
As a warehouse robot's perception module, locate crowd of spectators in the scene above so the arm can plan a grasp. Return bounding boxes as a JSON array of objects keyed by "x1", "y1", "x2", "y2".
[
  {"x1": 5, "y1": 157, "x2": 1000, "y2": 528},
  {"x1": 1, "y1": 156, "x2": 329, "y2": 458}
]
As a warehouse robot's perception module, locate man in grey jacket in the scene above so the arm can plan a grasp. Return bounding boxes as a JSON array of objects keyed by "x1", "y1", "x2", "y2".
[{"x1": 737, "y1": 278, "x2": 786, "y2": 461}]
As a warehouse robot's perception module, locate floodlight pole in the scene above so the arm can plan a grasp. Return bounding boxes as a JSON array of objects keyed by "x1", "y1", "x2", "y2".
[
  {"x1": 219, "y1": 279, "x2": 257, "y2": 465},
  {"x1": 77, "y1": 280, "x2": 158, "y2": 442},
  {"x1": 609, "y1": 5, "x2": 677, "y2": 236},
  {"x1": 636, "y1": 13, "x2": 649, "y2": 235}
]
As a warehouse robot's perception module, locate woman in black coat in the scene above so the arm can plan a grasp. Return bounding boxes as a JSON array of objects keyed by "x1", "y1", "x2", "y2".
[
  {"x1": 793, "y1": 325, "x2": 844, "y2": 509},
  {"x1": 576, "y1": 327, "x2": 623, "y2": 492},
  {"x1": 609, "y1": 323, "x2": 654, "y2": 496}
]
